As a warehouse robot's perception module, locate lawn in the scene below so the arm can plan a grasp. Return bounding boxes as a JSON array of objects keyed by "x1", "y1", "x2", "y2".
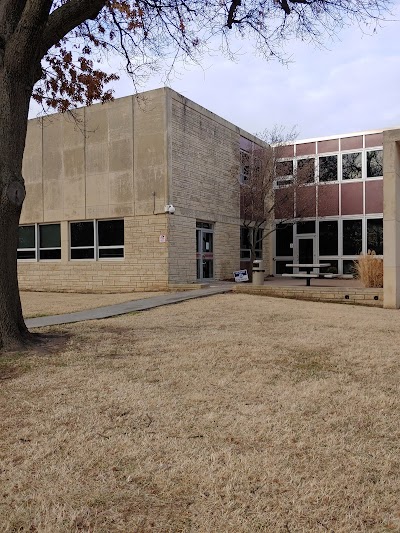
[
  {"x1": 21, "y1": 290, "x2": 166, "y2": 318},
  {"x1": 1, "y1": 293, "x2": 400, "y2": 532}
]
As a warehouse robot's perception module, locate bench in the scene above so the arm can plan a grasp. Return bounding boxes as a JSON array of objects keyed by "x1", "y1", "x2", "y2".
[{"x1": 282, "y1": 273, "x2": 318, "y2": 278}]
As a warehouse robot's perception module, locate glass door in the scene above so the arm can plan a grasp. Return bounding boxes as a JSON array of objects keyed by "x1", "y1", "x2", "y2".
[
  {"x1": 295, "y1": 236, "x2": 316, "y2": 270},
  {"x1": 196, "y1": 222, "x2": 214, "y2": 280}
]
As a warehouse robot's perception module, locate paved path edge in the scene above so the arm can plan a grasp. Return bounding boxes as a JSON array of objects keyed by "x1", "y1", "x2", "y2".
[{"x1": 26, "y1": 287, "x2": 233, "y2": 329}]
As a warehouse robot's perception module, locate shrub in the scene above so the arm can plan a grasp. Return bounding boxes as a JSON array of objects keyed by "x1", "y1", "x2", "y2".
[{"x1": 354, "y1": 251, "x2": 383, "y2": 288}]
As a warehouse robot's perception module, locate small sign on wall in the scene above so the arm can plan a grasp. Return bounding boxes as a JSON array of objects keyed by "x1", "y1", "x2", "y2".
[
  {"x1": 233, "y1": 269, "x2": 249, "y2": 282},
  {"x1": 159, "y1": 234, "x2": 167, "y2": 243}
]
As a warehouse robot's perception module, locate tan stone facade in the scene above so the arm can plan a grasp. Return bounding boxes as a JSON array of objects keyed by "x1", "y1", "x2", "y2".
[{"x1": 19, "y1": 88, "x2": 258, "y2": 292}]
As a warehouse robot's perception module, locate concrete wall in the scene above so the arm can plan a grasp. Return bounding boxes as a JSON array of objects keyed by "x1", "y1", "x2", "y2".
[
  {"x1": 22, "y1": 89, "x2": 168, "y2": 223},
  {"x1": 18, "y1": 215, "x2": 169, "y2": 293},
  {"x1": 383, "y1": 129, "x2": 400, "y2": 308}
]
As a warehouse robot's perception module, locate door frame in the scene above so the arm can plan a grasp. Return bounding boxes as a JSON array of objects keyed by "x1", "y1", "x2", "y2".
[
  {"x1": 294, "y1": 235, "x2": 317, "y2": 272},
  {"x1": 196, "y1": 222, "x2": 214, "y2": 281}
]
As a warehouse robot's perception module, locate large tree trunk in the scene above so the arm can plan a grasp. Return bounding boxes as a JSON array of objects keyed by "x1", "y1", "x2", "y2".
[{"x1": 0, "y1": 71, "x2": 34, "y2": 351}]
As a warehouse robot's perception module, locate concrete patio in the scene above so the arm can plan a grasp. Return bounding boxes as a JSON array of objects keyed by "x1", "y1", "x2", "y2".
[{"x1": 233, "y1": 276, "x2": 382, "y2": 307}]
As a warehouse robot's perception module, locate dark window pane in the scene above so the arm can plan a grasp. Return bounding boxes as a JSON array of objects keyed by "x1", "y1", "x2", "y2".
[
  {"x1": 276, "y1": 260, "x2": 292, "y2": 274},
  {"x1": 255, "y1": 228, "x2": 263, "y2": 250},
  {"x1": 71, "y1": 222, "x2": 94, "y2": 247},
  {"x1": 297, "y1": 158, "x2": 314, "y2": 183},
  {"x1": 275, "y1": 224, "x2": 293, "y2": 256},
  {"x1": 240, "y1": 151, "x2": 250, "y2": 182},
  {"x1": 343, "y1": 260, "x2": 357, "y2": 275},
  {"x1": 18, "y1": 225, "x2": 35, "y2": 249},
  {"x1": 71, "y1": 248, "x2": 95, "y2": 259},
  {"x1": 40, "y1": 249, "x2": 61, "y2": 260},
  {"x1": 319, "y1": 221, "x2": 338, "y2": 255},
  {"x1": 17, "y1": 250, "x2": 36, "y2": 260},
  {"x1": 342, "y1": 152, "x2": 362, "y2": 180},
  {"x1": 319, "y1": 260, "x2": 338, "y2": 274},
  {"x1": 319, "y1": 155, "x2": 338, "y2": 182},
  {"x1": 367, "y1": 219, "x2": 383, "y2": 254},
  {"x1": 39, "y1": 224, "x2": 61, "y2": 248},
  {"x1": 276, "y1": 160, "x2": 293, "y2": 177},
  {"x1": 98, "y1": 220, "x2": 124, "y2": 246},
  {"x1": 343, "y1": 220, "x2": 362, "y2": 255},
  {"x1": 196, "y1": 222, "x2": 213, "y2": 229},
  {"x1": 240, "y1": 250, "x2": 251, "y2": 260},
  {"x1": 99, "y1": 248, "x2": 124, "y2": 259},
  {"x1": 367, "y1": 150, "x2": 383, "y2": 178},
  {"x1": 240, "y1": 227, "x2": 251, "y2": 250},
  {"x1": 297, "y1": 221, "x2": 315, "y2": 234}
]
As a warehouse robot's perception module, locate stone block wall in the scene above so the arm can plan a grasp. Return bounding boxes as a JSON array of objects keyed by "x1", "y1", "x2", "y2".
[
  {"x1": 167, "y1": 90, "x2": 246, "y2": 281},
  {"x1": 18, "y1": 215, "x2": 169, "y2": 293}
]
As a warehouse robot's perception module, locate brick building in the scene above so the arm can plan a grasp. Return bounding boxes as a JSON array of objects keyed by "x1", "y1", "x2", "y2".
[
  {"x1": 271, "y1": 131, "x2": 384, "y2": 277},
  {"x1": 17, "y1": 87, "x2": 400, "y2": 308},
  {"x1": 18, "y1": 87, "x2": 260, "y2": 292}
]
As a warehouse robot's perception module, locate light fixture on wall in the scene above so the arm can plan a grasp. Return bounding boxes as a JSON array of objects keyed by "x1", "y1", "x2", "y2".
[{"x1": 164, "y1": 204, "x2": 176, "y2": 214}]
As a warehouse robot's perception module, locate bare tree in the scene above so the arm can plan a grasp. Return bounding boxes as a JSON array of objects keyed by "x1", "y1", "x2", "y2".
[
  {"x1": 240, "y1": 128, "x2": 314, "y2": 276},
  {"x1": 0, "y1": 0, "x2": 391, "y2": 350}
]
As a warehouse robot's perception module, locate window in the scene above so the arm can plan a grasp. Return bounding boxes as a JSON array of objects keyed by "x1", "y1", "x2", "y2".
[
  {"x1": 275, "y1": 223, "x2": 293, "y2": 256},
  {"x1": 319, "y1": 221, "x2": 338, "y2": 256},
  {"x1": 17, "y1": 225, "x2": 36, "y2": 260},
  {"x1": 39, "y1": 224, "x2": 61, "y2": 260},
  {"x1": 343, "y1": 260, "x2": 357, "y2": 275},
  {"x1": 367, "y1": 150, "x2": 383, "y2": 178},
  {"x1": 276, "y1": 260, "x2": 292, "y2": 274},
  {"x1": 297, "y1": 158, "x2": 315, "y2": 184},
  {"x1": 18, "y1": 223, "x2": 61, "y2": 261},
  {"x1": 276, "y1": 160, "x2": 293, "y2": 177},
  {"x1": 240, "y1": 227, "x2": 263, "y2": 259},
  {"x1": 70, "y1": 219, "x2": 124, "y2": 260},
  {"x1": 319, "y1": 155, "x2": 338, "y2": 182},
  {"x1": 367, "y1": 218, "x2": 383, "y2": 255},
  {"x1": 297, "y1": 221, "x2": 315, "y2": 234},
  {"x1": 342, "y1": 152, "x2": 362, "y2": 180},
  {"x1": 98, "y1": 220, "x2": 124, "y2": 258},
  {"x1": 71, "y1": 221, "x2": 95, "y2": 259},
  {"x1": 240, "y1": 150, "x2": 250, "y2": 183},
  {"x1": 343, "y1": 219, "x2": 362, "y2": 255}
]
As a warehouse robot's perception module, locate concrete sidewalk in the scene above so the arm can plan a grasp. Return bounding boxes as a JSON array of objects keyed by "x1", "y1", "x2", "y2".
[{"x1": 26, "y1": 286, "x2": 232, "y2": 329}]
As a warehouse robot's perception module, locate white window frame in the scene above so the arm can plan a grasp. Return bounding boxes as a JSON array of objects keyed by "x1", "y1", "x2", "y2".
[
  {"x1": 274, "y1": 158, "x2": 294, "y2": 188},
  {"x1": 38, "y1": 223, "x2": 61, "y2": 261},
  {"x1": 318, "y1": 152, "x2": 339, "y2": 183},
  {"x1": 17, "y1": 223, "x2": 61, "y2": 262},
  {"x1": 341, "y1": 150, "x2": 363, "y2": 182},
  {"x1": 17, "y1": 224, "x2": 37, "y2": 261},
  {"x1": 296, "y1": 156, "x2": 316, "y2": 186},
  {"x1": 70, "y1": 219, "x2": 124, "y2": 261}
]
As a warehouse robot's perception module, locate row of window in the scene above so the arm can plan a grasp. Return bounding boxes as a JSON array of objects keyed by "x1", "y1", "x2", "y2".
[
  {"x1": 17, "y1": 219, "x2": 124, "y2": 261},
  {"x1": 275, "y1": 218, "x2": 383, "y2": 258},
  {"x1": 275, "y1": 149, "x2": 383, "y2": 185}
]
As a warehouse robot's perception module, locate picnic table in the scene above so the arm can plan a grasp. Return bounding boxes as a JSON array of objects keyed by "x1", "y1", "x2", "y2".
[{"x1": 282, "y1": 263, "x2": 332, "y2": 286}]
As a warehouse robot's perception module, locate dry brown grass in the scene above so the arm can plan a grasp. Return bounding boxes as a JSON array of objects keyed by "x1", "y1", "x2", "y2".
[
  {"x1": 21, "y1": 291, "x2": 166, "y2": 318},
  {"x1": 354, "y1": 252, "x2": 383, "y2": 288},
  {"x1": 1, "y1": 294, "x2": 400, "y2": 532}
]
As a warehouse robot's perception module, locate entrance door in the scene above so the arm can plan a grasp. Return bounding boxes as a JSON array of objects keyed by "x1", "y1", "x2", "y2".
[
  {"x1": 196, "y1": 222, "x2": 214, "y2": 280},
  {"x1": 295, "y1": 236, "x2": 316, "y2": 270}
]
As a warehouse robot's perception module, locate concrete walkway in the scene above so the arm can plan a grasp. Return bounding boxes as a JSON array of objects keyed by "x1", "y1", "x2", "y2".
[{"x1": 26, "y1": 286, "x2": 233, "y2": 329}]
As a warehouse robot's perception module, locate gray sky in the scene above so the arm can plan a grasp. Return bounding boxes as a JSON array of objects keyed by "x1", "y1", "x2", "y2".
[
  {"x1": 30, "y1": 1, "x2": 400, "y2": 141},
  {"x1": 114, "y1": 1, "x2": 400, "y2": 140}
]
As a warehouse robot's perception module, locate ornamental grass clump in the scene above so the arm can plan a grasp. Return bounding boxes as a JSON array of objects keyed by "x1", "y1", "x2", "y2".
[{"x1": 354, "y1": 250, "x2": 383, "y2": 288}]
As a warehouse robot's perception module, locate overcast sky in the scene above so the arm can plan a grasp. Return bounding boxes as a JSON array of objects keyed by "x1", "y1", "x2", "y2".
[{"x1": 31, "y1": 1, "x2": 400, "y2": 141}]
